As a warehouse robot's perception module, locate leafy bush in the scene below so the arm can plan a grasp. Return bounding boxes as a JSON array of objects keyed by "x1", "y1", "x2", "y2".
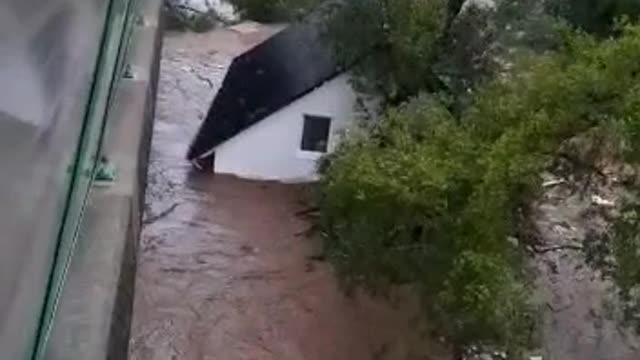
[
  {"x1": 325, "y1": 0, "x2": 470, "y2": 104},
  {"x1": 227, "y1": 0, "x2": 319, "y2": 22},
  {"x1": 324, "y1": 0, "x2": 571, "y2": 111},
  {"x1": 548, "y1": 0, "x2": 640, "y2": 35},
  {"x1": 584, "y1": 198, "x2": 640, "y2": 333},
  {"x1": 318, "y1": 24, "x2": 640, "y2": 357}
]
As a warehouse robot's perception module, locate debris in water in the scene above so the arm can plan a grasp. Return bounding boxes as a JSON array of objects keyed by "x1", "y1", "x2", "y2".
[{"x1": 143, "y1": 203, "x2": 180, "y2": 226}]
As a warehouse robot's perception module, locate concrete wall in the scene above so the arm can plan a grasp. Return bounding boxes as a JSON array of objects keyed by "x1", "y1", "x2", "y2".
[
  {"x1": 214, "y1": 74, "x2": 357, "y2": 182},
  {"x1": 43, "y1": 0, "x2": 162, "y2": 359}
]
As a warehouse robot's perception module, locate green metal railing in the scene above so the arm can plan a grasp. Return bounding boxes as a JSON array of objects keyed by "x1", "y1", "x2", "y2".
[{"x1": 30, "y1": 0, "x2": 138, "y2": 358}]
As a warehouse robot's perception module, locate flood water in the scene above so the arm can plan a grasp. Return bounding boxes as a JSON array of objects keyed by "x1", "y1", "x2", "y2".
[{"x1": 128, "y1": 25, "x2": 445, "y2": 360}]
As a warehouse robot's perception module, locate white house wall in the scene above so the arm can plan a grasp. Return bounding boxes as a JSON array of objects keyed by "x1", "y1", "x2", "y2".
[{"x1": 213, "y1": 74, "x2": 357, "y2": 182}]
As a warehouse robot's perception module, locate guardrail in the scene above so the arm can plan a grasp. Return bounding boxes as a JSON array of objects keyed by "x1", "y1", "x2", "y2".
[{"x1": 32, "y1": 1, "x2": 138, "y2": 359}]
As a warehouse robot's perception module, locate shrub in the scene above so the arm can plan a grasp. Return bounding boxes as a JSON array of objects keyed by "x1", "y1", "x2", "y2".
[
  {"x1": 318, "y1": 24, "x2": 640, "y2": 357},
  {"x1": 227, "y1": 0, "x2": 319, "y2": 22},
  {"x1": 548, "y1": 0, "x2": 640, "y2": 35}
]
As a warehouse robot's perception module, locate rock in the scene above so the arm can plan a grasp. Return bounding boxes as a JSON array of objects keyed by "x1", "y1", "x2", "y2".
[
  {"x1": 591, "y1": 194, "x2": 615, "y2": 207},
  {"x1": 492, "y1": 351, "x2": 507, "y2": 359},
  {"x1": 462, "y1": 0, "x2": 496, "y2": 11},
  {"x1": 543, "y1": 179, "x2": 566, "y2": 188}
]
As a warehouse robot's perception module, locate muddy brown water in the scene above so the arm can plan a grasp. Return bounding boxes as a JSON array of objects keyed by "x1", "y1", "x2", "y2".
[{"x1": 128, "y1": 26, "x2": 445, "y2": 360}]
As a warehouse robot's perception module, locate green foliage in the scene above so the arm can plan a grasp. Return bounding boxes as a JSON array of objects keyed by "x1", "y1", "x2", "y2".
[
  {"x1": 227, "y1": 0, "x2": 319, "y2": 22},
  {"x1": 230, "y1": 0, "x2": 640, "y2": 102},
  {"x1": 325, "y1": 0, "x2": 452, "y2": 102},
  {"x1": 320, "y1": 95, "x2": 539, "y2": 355},
  {"x1": 324, "y1": 0, "x2": 570, "y2": 109},
  {"x1": 549, "y1": 0, "x2": 640, "y2": 35},
  {"x1": 585, "y1": 199, "x2": 640, "y2": 333},
  {"x1": 318, "y1": 25, "x2": 640, "y2": 355},
  {"x1": 610, "y1": 203, "x2": 640, "y2": 332}
]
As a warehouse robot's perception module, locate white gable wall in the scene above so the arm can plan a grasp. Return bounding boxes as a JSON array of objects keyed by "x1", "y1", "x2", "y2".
[{"x1": 213, "y1": 74, "x2": 357, "y2": 182}]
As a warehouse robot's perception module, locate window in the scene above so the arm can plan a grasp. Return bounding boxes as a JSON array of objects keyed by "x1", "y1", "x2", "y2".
[{"x1": 300, "y1": 115, "x2": 331, "y2": 153}]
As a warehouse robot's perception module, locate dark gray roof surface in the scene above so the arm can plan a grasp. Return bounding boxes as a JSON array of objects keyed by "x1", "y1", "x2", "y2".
[{"x1": 187, "y1": 20, "x2": 340, "y2": 160}]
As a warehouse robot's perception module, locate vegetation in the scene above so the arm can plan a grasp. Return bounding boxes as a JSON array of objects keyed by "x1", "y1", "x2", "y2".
[
  {"x1": 318, "y1": 12, "x2": 640, "y2": 360},
  {"x1": 587, "y1": 201, "x2": 640, "y2": 334},
  {"x1": 324, "y1": 0, "x2": 465, "y2": 103},
  {"x1": 226, "y1": 0, "x2": 320, "y2": 22},
  {"x1": 230, "y1": 0, "x2": 640, "y2": 357},
  {"x1": 325, "y1": 0, "x2": 570, "y2": 107},
  {"x1": 548, "y1": 0, "x2": 640, "y2": 35}
]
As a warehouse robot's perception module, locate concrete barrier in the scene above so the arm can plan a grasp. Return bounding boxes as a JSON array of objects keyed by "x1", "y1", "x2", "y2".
[{"x1": 44, "y1": 0, "x2": 162, "y2": 358}]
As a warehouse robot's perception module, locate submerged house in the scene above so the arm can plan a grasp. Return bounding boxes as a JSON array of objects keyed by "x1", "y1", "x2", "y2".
[{"x1": 187, "y1": 20, "x2": 359, "y2": 182}]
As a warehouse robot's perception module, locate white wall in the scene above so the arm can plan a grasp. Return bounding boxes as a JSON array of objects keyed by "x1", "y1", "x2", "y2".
[{"x1": 213, "y1": 74, "x2": 357, "y2": 182}]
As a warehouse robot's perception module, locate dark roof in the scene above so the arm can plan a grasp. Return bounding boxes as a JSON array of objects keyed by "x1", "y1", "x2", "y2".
[{"x1": 187, "y1": 20, "x2": 341, "y2": 160}]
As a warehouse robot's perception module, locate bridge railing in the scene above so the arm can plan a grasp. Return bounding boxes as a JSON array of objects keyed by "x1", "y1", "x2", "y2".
[{"x1": 0, "y1": 0, "x2": 137, "y2": 358}]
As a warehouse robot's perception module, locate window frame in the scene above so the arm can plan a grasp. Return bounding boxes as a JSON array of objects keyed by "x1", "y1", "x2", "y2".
[{"x1": 299, "y1": 114, "x2": 332, "y2": 154}]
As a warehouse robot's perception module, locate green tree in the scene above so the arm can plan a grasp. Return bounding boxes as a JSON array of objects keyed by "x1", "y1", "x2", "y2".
[
  {"x1": 324, "y1": 0, "x2": 570, "y2": 111},
  {"x1": 318, "y1": 24, "x2": 640, "y2": 357},
  {"x1": 324, "y1": 0, "x2": 470, "y2": 104},
  {"x1": 227, "y1": 0, "x2": 640, "y2": 101},
  {"x1": 230, "y1": 0, "x2": 640, "y2": 352},
  {"x1": 226, "y1": 0, "x2": 320, "y2": 22},
  {"x1": 548, "y1": 0, "x2": 640, "y2": 35}
]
